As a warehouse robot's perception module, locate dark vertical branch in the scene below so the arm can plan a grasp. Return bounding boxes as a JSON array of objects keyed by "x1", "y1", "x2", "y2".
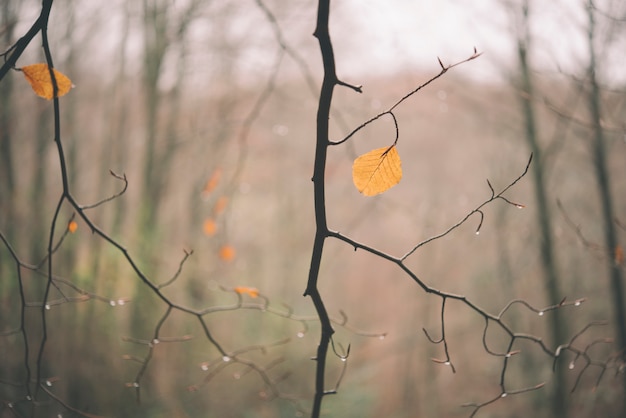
[
  {"x1": 305, "y1": 1, "x2": 337, "y2": 416},
  {"x1": 585, "y1": 2, "x2": 626, "y2": 411},
  {"x1": 34, "y1": 0, "x2": 68, "y2": 402}
]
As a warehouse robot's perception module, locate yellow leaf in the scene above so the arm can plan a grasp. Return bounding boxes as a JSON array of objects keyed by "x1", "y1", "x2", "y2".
[
  {"x1": 68, "y1": 220, "x2": 78, "y2": 233},
  {"x1": 202, "y1": 218, "x2": 217, "y2": 236},
  {"x1": 213, "y1": 196, "x2": 229, "y2": 215},
  {"x1": 21, "y1": 63, "x2": 72, "y2": 99},
  {"x1": 203, "y1": 219, "x2": 217, "y2": 236},
  {"x1": 201, "y1": 169, "x2": 221, "y2": 200},
  {"x1": 219, "y1": 245, "x2": 236, "y2": 262},
  {"x1": 352, "y1": 145, "x2": 402, "y2": 196},
  {"x1": 234, "y1": 286, "x2": 259, "y2": 298}
]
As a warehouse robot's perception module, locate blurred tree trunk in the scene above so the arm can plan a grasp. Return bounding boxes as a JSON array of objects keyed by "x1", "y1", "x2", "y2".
[
  {"x1": 513, "y1": 1, "x2": 567, "y2": 416},
  {"x1": 185, "y1": 7, "x2": 242, "y2": 283},
  {"x1": 0, "y1": 0, "x2": 19, "y2": 384},
  {"x1": 110, "y1": 2, "x2": 131, "y2": 239},
  {"x1": 139, "y1": 0, "x2": 200, "y2": 245},
  {"x1": 55, "y1": 0, "x2": 102, "y2": 408},
  {"x1": 140, "y1": 0, "x2": 169, "y2": 233},
  {"x1": 92, "y1": 1, "x2": 131, "y2": 288},
  {"x1": 0, "y1": 1, "x2": 17, "y2": 236},
  {"x1": 133, "y1": 0, "x2": 202, "y2": 335},
  {"x1": 0, "y1": 0, "x2": 18, "y2": 267},
  {"x1": 585, "y1": 2, "x2": 626, "y2": 411},
  {"x1": 495, "y1": 203, "x2": 541, "y2": 402},
  {"x1": 30, "y1": 104, "x2": 52, "y2": 263}
]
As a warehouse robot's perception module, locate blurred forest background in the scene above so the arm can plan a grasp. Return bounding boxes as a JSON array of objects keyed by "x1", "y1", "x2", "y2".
[{"x1": 1, "y1": 0, "x2": 625, "y2": 417}]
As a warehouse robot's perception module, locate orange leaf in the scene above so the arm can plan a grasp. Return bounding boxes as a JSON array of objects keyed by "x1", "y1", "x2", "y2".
[
  {"x1": 21, "y1": 63, "x2": 72, "y2": 99},
  {"x1": 203, "y1": 219, "x2": 217, "y2": 236},
  {"x1": 68, "y1": 220, "x2": 78, "y2": 233},
  {"x1": 219, "y1": 245, "x2": 236, "y2": 262},
  {"x1": 213, "y1": 196, "x2": 229, "y2": 215},
  {"x1": 352, "y1": 145, "x2": 402, "y2": 196},
  {"x1": 201, "y1": 169, "x2": 222, "y2": 199},
  {"x1": 233, "y1": 286, "x2": 259, "y2": 298}
]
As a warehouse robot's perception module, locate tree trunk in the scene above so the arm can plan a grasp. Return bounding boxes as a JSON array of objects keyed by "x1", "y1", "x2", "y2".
[
  {"x1": 140, "y1": 0, "x2": 168, "y2": 234},
  {"x1": 0, "y1": 0, "x2": 18, "y2": 263},
  {"x1": 515, "y1": 2, "x2": 567, "y2": 415},
  {"x1": 585, "y1": 3, "x2": 626, "y2": 413}
]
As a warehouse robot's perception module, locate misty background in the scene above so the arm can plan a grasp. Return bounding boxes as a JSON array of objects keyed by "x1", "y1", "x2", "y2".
[{"x1": 1, "y1": 0, "x2": 625, "y2": 417}]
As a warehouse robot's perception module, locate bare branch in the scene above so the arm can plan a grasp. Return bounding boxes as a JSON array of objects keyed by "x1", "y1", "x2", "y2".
[
  {"x1": 401, "y1": 153, "x2": 532, "y2": 260},
  {"x1": 79, "y1": 170, "x2": 128, "y2": 210},
  {"x1": 330, "y1": 49, "x2": 482, "y2": 147}
]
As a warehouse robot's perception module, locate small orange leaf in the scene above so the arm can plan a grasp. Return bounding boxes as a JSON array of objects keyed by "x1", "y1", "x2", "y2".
[
  {"x1": 203, "y1": 218, "x2": 217, "y2": 236},
  {"x1": 615, "y1": 245, "x2": 624, "y2": 265},
  {"x1": 352, "y1": 145, "x2": 402, "y2": 196},
  {"x1": 21, "y1": 63, "x2": 72, "y2": 99},
  {"x1": 213, "y1": 196, "x2": 229, "y2": 215},
  {"x1": 201, "y1": 169, "x2": 222, "y2": 199},
  {"x1": 68, "y1": 220, "x2": 78, "y2": 233},
  {"x1": 219, "y1": 245, "x2": 236, "y2": 262},
  {"x1": 234, "y1": 286, "x2": 259, "y2": 298}
]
